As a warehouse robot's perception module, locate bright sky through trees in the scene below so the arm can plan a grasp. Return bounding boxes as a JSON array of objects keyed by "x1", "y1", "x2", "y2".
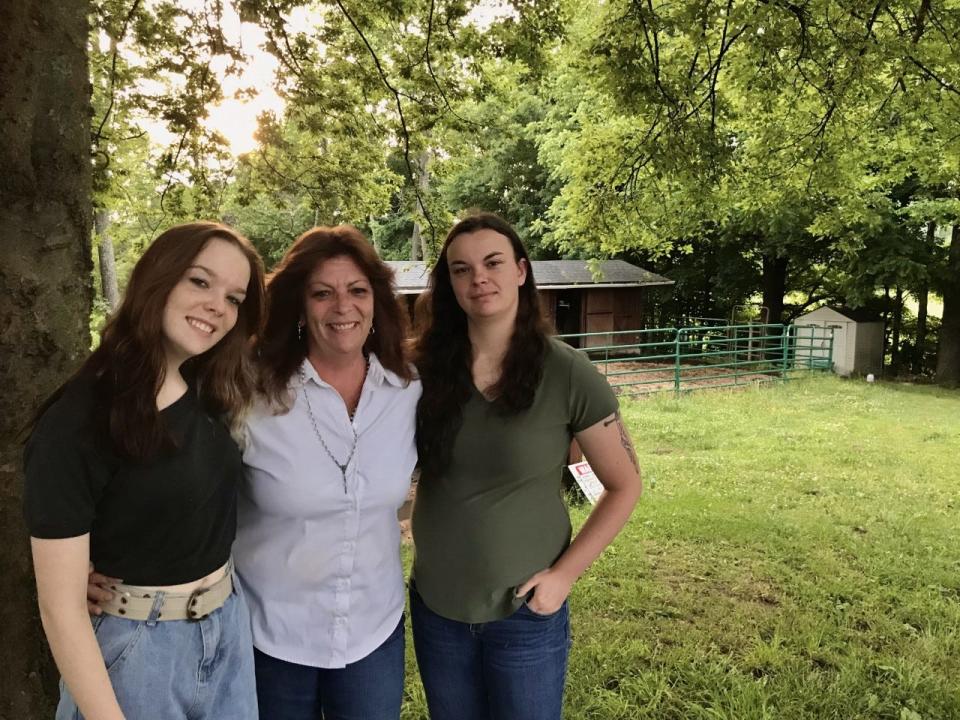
[
  {"x1": 129, "y1": 0, "x2": 514, "y2": 156},
  {"x1": 131, "y1": 0, "x2": 293, "y2": 154},
  {"x1": 202, "y1": 18, "x2": 283, "y2": 155}
]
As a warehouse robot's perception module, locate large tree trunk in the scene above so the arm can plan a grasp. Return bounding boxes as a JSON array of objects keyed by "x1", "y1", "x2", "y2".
[
  {"x1": 369, "y1": 214, "x2": 380, "y2": 254},
  {"x1": 409, "y1": 150, "x2": 431, "y2": 261},
  {"x1": 914, "y1": 222, "x2": 935, "y2": 375},
  {"x1": 935, "y1": 225, "x2": 960, "y2": 387},
  {"x1": 882, "y1": 285, "x2": 891, "y2": 370},
  {"x1": 95, "y1": 209, "x2": 120, "y2": 311},
  {"x1": 759, "y1": 252, "x2": 788, "y2": 361},
  {"x1": 0, "y1": 1, "x2": 93, "y2": 717},
  {"x1": 410, "y1": 219, "x2": 422, "y2": 260},
  {"x1": 890, "y1": 285, "x2": 903, "y2": 376},
  {"x1": 761, "y1": 253, "x2": 788, "y2": 324},
  {"x1": 914, "y1": 283, "x2": 929, "y2": 374}
]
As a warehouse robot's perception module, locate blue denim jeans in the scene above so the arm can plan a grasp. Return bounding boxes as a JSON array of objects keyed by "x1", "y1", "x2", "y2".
[
  {"x1": 56, "y1": 587, "x2": 257, "y2": 720},
  {"x1": 410, "y1": 584, "x2": 571, "y2": 720},
  {"x1": 253, "y1": 616, "x2": 405, "y2": 720}
]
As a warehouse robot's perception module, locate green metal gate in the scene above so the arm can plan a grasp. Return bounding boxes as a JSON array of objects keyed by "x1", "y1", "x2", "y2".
[{"x1": 557, "y1": 323, "x2": 834, "y2": 396}]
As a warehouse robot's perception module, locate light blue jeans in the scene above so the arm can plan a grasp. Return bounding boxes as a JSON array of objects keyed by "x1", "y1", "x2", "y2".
[{"x1": 56, "y1": 586, "x2": 257, "y2": 720}]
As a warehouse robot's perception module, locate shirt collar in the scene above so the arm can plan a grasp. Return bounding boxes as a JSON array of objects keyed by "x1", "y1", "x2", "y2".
[
  {"x1": 296, "y1": 353, "x2": 407, "y2": 389},
  {"x1": 367, "y1": 353, "x2": 408, "y2": 388},
  {"x1": 297, "y1": 357, "x2": 325, "y2": 388}
]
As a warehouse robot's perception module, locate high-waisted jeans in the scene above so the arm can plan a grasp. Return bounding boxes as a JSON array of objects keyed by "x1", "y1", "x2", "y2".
[{"x1": 55, "y1": 586, "x2": 257, "y2": 720}]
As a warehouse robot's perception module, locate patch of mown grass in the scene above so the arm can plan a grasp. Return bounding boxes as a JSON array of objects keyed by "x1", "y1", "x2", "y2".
[{"x1": 402, "y1": 376, "x2": 960, "y2": 719}]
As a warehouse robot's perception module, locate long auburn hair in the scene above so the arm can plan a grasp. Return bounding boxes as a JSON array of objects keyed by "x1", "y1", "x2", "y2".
[
  {"x1": 256, "y1": 225, "x2": 413, "y2": 409},
  {"x1": 414, "y1": 212, "x2": 550, "y2": 480},
  {"x1": 31, "y1": 222, "x2": 265, "y2": 460}
]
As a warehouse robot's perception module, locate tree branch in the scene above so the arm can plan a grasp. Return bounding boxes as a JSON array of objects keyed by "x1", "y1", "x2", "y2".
[
  {"x1": 266, "y1": 1, "x2": 307, "y2": 80},
  {"x1": 907, "y1": 56, "x2": 960, "y2": 96},
  {"x1": 93, "y1": 0, "x2": 143, "y2": 147},
  {"x1": 333, "y1": 0, "x2": 436, "y2": 244},
  {"x1": 421, "y1": 0, "x2": 474, "y2": 127}
]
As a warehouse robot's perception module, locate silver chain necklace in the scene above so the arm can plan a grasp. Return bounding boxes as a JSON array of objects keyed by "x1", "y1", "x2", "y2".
[{"x1": 298, "y1": 364, "x2": 363, "y2": 494}]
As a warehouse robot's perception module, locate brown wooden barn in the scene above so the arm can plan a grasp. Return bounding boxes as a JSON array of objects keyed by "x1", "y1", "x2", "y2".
[{"x1": 387, "y1": 260, "x2": 673, "y2": 347}]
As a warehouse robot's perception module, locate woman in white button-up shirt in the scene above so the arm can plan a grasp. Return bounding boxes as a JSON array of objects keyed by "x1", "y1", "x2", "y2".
[{"x1": 235, "y1": 225, "x2": 420, "y2": 720}]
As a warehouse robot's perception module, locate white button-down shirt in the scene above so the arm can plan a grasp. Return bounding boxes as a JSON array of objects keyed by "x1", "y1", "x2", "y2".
[{"x1": 234, "y1": 354, "x2": 420, "y2": 668}]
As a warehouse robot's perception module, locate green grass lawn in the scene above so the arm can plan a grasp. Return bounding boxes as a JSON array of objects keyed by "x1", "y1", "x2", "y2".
[{"x1": 401, "y1": 375, "x2": 960, "y2": 719}]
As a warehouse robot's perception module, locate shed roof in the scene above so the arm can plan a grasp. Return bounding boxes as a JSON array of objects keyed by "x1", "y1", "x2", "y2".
[
  {"x1": 388, "y1": 261, "x2": 431, "y2": 293},
  {"x1": 834, "y1": 306, "x2": 883, "y2": 323},
  {"x1": 386, "y1": 259, "x2": 673, "y2": 295},
  {"x1": 795, "y1": 305, "x2": 883, "y2": 324}
]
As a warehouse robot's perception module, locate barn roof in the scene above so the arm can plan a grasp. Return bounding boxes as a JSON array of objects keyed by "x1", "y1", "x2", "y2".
[{"x1": 386, "y1": 260, "x2": 673, "y2": 295}]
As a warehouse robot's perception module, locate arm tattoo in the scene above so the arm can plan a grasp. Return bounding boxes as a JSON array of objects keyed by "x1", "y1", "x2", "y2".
[{"x1": 609, "y1": 411, "x2": 640, "y2": 473}]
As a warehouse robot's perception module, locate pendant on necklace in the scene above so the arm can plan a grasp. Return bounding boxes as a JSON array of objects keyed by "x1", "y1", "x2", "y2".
[{"x1": 299, "y1": 365, "x2": 359, "y2": 496}]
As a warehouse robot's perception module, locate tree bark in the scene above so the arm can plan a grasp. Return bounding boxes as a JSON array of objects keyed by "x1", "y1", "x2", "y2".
[
  {"x1": 935, "y1": 225, "x2": 960, "y2": 387},
  {"x1": 0, "y1": 1, "x2": 93, "y2": 717},
  {"x1": 914, "y1": 283, "x2": 929, "y2": 374},
  {"x1": 890, "y1": 285, "x2": 903, "y2": 376},
  {"x1": 761, "y1": 253, "x2": 788, "y2": 324},
  {"x1": 913, "y1": 221, "x2": 934, "y2": 375},
  {"x1": 410, "y1": 219, "x2": 421, "y2": 260},
  {"x1": 410, "y1": 150, "x2": 430, "y2": 262},
  {"x1": 369, "y1": 214, "x2": 380, "y2": 254},
  {"x1": 95, "y1": 209, "x2": 120, "y2": 310},
  {"x1": 882, "y1": 285, "x2": 890, "y2": 371},
  {"x1": 759, "y1": 252, "x2": 788, "y2": 361}
]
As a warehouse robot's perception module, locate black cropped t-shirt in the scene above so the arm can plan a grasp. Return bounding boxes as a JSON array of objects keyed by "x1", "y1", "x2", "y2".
[{"x1": 23, "y1": 376, "x2": 241, "y2": 585}]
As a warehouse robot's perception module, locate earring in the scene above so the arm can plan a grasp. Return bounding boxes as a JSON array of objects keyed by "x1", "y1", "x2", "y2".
[
  {"x1": 297, "y1": 322, "x2": 303, "y2": 341},
  {"x1": 369, "y1": 325, "x2": 375, "y2": 335}
]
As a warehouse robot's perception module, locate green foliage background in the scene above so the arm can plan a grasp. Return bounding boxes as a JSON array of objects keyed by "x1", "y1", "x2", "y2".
[{"x1": 87, "y1": 0, "x2": 960, "y2": 380}]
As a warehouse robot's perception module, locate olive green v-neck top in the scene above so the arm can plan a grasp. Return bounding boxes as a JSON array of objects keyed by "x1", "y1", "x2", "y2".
[{"x1": 411, "y1": 338, "x2": 618, "y2": 623}]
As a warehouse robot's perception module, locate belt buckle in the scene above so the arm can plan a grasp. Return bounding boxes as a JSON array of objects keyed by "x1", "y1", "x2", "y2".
[{"x1": 187, "y1": 587, "x2": 209, "y2": 622}]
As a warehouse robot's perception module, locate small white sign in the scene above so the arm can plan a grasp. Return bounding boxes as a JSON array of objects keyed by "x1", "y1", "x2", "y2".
[{"x1": 567, "y1": 461, "x2": 604, "y2": 505}]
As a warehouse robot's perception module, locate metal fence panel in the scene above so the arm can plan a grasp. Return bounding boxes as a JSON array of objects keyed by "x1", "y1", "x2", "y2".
[{"x1": 556, "y1": 323, "x2": 834, "y2": 396}]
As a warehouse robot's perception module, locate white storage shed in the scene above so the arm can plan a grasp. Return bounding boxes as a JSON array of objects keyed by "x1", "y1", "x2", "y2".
[{"x1": 793, "y1": 306, "x2": 884, "y2": 377}]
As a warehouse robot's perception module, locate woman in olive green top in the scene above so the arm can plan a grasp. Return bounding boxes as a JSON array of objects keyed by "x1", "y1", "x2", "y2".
[{"x1": 412, "y1": 212, "x2": 643, "y2": 720}]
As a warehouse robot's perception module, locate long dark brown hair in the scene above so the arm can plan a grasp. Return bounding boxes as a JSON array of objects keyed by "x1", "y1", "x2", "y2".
[
  {"x1": 256, "y1": 225, "x2": 413, "y2": 409},
  {"x1": 414, "y1": 212, "x2": 550, "y2": 480},
  {"x1": 31, "y1": 222, "x2": 266, "y2": 460}
]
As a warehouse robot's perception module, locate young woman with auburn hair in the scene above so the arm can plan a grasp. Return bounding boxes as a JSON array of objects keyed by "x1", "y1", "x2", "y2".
[
  {"x1": 234, "y1": 225, "x2": 419, "y2": 720},
  {"x1": 411, "y1": 212, "x2": 643, "y2": 720},
  {"x1": 24, "y1": 222, "x2": 265, "y2": 719}
]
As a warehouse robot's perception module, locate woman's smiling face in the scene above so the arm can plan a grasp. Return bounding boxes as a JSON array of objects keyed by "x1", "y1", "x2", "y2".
[
  {"x1": 160, "y1": 237, "x2": 251, "y2": 368},
  {"x1": 302, "y1": 255, "x2": 374, "y2": 362}
]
